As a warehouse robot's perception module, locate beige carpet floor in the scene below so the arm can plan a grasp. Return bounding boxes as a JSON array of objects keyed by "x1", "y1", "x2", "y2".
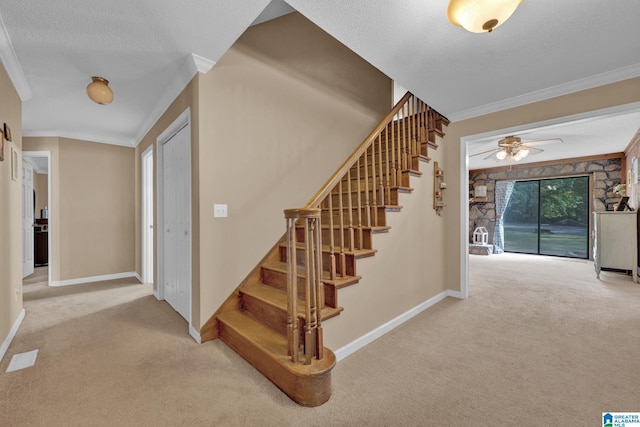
[{"x1": 1, "y1": 255, "x2": 639, "y2": 426}]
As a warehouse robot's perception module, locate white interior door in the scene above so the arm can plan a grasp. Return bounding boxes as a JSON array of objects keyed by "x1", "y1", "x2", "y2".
[
  {"x1": 162, "y1": 124, "x2": 191, "y2": 321},
  {"x1": 142, "y1": 146, "x2": 154, "y2": 284},
  {"x1": 22, "y1": 161, "x2": 35, "y2": 277}
]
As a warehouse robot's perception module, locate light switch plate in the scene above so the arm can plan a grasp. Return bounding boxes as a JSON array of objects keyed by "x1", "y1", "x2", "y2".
[{"x1": 214, "y1": 204, "x2": 227, "y2": 218}]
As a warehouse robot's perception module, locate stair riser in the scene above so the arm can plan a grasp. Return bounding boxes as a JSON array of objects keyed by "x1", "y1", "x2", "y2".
[
  {"x1": 279, "y1": 245, "x2": 357, "y2": 277},
  {"x1": 242, "y1": 292, "x2": 290, "y2": 336},
  {"x1": 241, "y1": 292, "x2": 339, "y2": 342},
  {"x1": 341, "y1": 168, "x2": 420, "y2": 189},
  {"x1": 321, "y1": 207, "x2": 387, "y2": 228},
  {"x1": 329, "y1": 189, "x2": 400, "y2": 207},
  {"x1": 261, "y1": 267, "x2": 338, "y2": 308},
  {"x1": 294, "y1": 227, "x2": 373, "y2": 251}
]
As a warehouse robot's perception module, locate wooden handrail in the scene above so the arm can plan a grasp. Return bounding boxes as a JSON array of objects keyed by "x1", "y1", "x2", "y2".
[
  {"x1": 284, "y1": 92, "x2": 448, "y2": 364},
  {"x1": 304, "y1": 91, "x2": 413, "y2": 209}
]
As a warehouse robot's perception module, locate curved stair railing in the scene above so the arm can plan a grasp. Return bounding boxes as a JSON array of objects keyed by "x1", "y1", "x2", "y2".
[
  {"x1": 282, "y1": 92, "x2": 448, "y2": 365},
  {"x1": 202, "y1": 92, "x2": 448, "y2": 407}
]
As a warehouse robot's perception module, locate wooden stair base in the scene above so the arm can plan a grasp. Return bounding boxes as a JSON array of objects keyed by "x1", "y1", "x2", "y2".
[{"x1": 217, "y1": 310, "x2": 336, "y2": 407}]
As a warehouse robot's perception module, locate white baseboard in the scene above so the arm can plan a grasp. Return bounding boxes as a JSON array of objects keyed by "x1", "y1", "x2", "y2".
[
  {"x1": 189, "y1": 325, "x2": 201, "y2": 344},
  {"x1": 51, "y1": 271, "x2": 138, "y2": 287},
  {"x1": 0, "y1": 308, "x2": 25, "y2": 363},
  {"x1": 333, "y1": 290, "x2": 452, "y2": 362},
  {"x1": 134, "y1": 273, "x2": 143, "y2": 283},
  {"x1": 446, "y1": 289, "x2": 466, "y2": 299}
]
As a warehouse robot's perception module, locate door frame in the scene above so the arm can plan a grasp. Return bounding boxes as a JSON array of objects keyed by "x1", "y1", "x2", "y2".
[
  {"x1": 22, "y1": 159, "x2": 34, "y2": 278},
  {"x1": 23, "y1": 151, "x2": 53, "y2": 286},
  {"x1": 460, "y1": 101, "x2": 640, "y2": 298},
  {"x1": 155, "y1": 108, "x2": 193, "y2": 332},
  {"x1": 141, "y1": 144, "x2": 154, "y2": 284}
]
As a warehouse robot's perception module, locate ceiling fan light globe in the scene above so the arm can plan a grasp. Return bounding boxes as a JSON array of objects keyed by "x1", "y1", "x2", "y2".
[
  {"x1": 496, "y1": 149, "x2": 507, "y2": 160},
  {"x1": 447, "y1": 0, "x2": 522, "y2": 33},
  {"x1": 87, "y1": 76, "x2": 114, "y2": 105}
]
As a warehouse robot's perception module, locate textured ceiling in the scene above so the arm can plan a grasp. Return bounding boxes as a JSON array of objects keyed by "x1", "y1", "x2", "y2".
[{"x1": 0, "y1": 0, "x2": 639, "y2": 156}]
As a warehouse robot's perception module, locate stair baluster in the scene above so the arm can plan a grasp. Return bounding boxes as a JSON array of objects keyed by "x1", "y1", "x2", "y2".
[
  {"x1": 356, "y1": 158, "x2": 364, "y2": 251},
  {"x1": 370, "y1": 144, "x2": 379, "y2": 225},
  {"x1": 376, "y1": 135, "x2": 384, "y2": 206},
  {"x1": 337, "y1": 181, "x2": 346, "y2": 277},
  {"x1": 327, "y1": 195, "x2": 337, "y2": 280},
  {"x1": 346, "y1": 170, "x2": 355, "y2": 251},
  {"x1": 284, "y1": 208, "x2": 324, "y2": 364},
  {"x1": 384, "y1": 124, "x2": 391, "y2": 205},
  {"x1": 363, "y1": 144, "x2": 371, "y2": 227}
]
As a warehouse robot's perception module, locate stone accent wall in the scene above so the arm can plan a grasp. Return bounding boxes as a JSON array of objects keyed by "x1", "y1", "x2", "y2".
[{"x1": 469, "y1": 156, "x2": 623, "y2": 244}]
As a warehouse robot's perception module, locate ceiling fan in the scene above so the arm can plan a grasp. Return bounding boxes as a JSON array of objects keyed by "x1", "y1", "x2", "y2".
[{"x1": 470, "y1": 135, "x2": 563, "y2": 163}]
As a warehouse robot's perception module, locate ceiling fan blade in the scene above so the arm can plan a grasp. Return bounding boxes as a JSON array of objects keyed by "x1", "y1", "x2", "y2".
[
  {"x1": 523, "y1": 138, "x2": 563, "y2": 146},
  {"x1": 527, "y1": 146, "x2": 544, "y2": 154},
  {"x1": 484, "y1": 150, "x2": 501, "y2": 161},
  {"x1": 470, "y1": 148, "x2": 499, "y2": 157}
]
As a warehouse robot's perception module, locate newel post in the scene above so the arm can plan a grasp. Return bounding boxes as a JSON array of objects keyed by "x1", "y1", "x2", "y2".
[{"x1": 284, "y1": 208, "x2": 324, "y2": 364}]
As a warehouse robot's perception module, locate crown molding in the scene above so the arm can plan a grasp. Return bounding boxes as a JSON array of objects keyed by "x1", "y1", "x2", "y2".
[
  {"x1": 23, "y1": 155, "x2": 47, "y2": 174},
  {"x1": 22, "y1": 129, "x2": 136, "y2": 147},
  {"x1": 448, "y1": 63, "x2": 640, "y2": 122},
  {"x1": 192, "y1": 53, "x2": 216, "y2": 73},
  {"x1": 0, "y1": 12, "x2": 32, "y2": 100},
  {"x1": 133, "y1": 55, "x2": 198, "y2": 146}
]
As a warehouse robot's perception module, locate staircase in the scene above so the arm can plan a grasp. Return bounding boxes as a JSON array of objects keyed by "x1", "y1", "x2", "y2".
[{"x1": 200, "y1": 92, "x2": 449, "y2": 407}]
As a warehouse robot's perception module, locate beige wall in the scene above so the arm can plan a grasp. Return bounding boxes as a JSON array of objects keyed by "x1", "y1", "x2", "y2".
[
  {"x1": 0, "y1": 61, "x2": 23, "y2": 356},
  {"x1": 444, "y1": 77, "x2": 640, "y2": 292},
  {"x1": 196, "y1": 13, "x2": 391, "y2": 329},
  {"x1": 324, "y1": 147, "x2": 447, "y2": 349},
  {"x1": 58, "y1": 138, "x2": 135, "y2": 279},
  {"x1": 24, "y1": 137, "x2": 135, "y2": 282}
]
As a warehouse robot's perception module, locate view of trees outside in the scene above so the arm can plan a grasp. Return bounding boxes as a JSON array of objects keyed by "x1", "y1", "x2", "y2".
[{"x1": 503, "y1": 176, "x2": 589, "y2": 258}]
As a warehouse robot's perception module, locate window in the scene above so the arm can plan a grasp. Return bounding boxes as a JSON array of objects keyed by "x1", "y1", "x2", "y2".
[{"x1": 503, "y1": 177, "x2": 589, "y2": 259}]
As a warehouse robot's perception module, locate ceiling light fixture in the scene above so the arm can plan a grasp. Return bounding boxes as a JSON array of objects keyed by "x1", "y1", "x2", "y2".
[
  {"x1": 447, "y1": 0, "x2": 523, "y2": 33},
  {"x1": 86, "y1": 76, "x2": 114, "y2": 105}
]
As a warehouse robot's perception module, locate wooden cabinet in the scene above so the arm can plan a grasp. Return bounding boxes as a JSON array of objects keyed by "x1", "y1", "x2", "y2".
[
  {"x1": 34, "y1": 230, "x2": 48, "y2": 266},
  {"x1": 593, "y1": 211, "x2": 638, "y2": 283}
]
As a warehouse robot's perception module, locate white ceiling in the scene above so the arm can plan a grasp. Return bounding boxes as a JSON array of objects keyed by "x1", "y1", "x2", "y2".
[{"x1": 1, "y1": 0, "x2": 639, "y2": 165}]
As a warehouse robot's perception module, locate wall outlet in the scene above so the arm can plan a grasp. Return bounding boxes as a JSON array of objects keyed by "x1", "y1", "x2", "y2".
[{"x1": 214, "y1": 204, "x2": 228, "y2": 218}]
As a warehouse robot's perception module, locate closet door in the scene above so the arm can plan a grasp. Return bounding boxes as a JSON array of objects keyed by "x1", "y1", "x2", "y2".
[{"x1": 162, "y1": 124, "x2": 191, "y2": 321}]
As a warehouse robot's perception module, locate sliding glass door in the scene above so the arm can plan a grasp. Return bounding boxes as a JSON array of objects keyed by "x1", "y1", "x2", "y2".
[{"x1": 503, "y1": 176, "x2": 589, "y2": 259}]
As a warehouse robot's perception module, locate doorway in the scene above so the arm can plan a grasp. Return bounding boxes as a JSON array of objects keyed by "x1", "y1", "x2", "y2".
[
  {"x1": 156, "y1": 108, "x2": 192, "y2": 325},
  {"x1": 22, "y1": 151, "x2": 52, "y2": 285},
  {"x1": 141, "y1": 145, "x2": 154, "y2": 285}
]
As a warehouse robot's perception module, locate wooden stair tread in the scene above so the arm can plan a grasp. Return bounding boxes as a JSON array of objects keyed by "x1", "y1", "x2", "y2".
[
  {"x1": 320, "y1": 204, "x2": 404, "y2": 211},
  {"x1": 334, "y1": 185, "x2": 414, "y2": 194},
  {"x1": 217, "y1": 309, "x2": 336, "y2": 406},
  {"x1": 242, "y1": 283, "x2": 344, "y2": 321},
  {"x1": 281, "y1": 242, "x2": 377, "y2": 259},
  {"x1": 263, "y1": 262, "x2": 362, "y2": 288},
  {"x1": 218, "y1": 309, "x2": 288, "y2": 355}
]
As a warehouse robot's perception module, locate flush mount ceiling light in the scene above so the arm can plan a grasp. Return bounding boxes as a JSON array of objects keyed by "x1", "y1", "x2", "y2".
[
  {"x1": 447, "y1": 0, "x2": 523, "y2": 33},
  {"x1": 86, "y1": 76, "x2": 114, "y2": 105}
]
